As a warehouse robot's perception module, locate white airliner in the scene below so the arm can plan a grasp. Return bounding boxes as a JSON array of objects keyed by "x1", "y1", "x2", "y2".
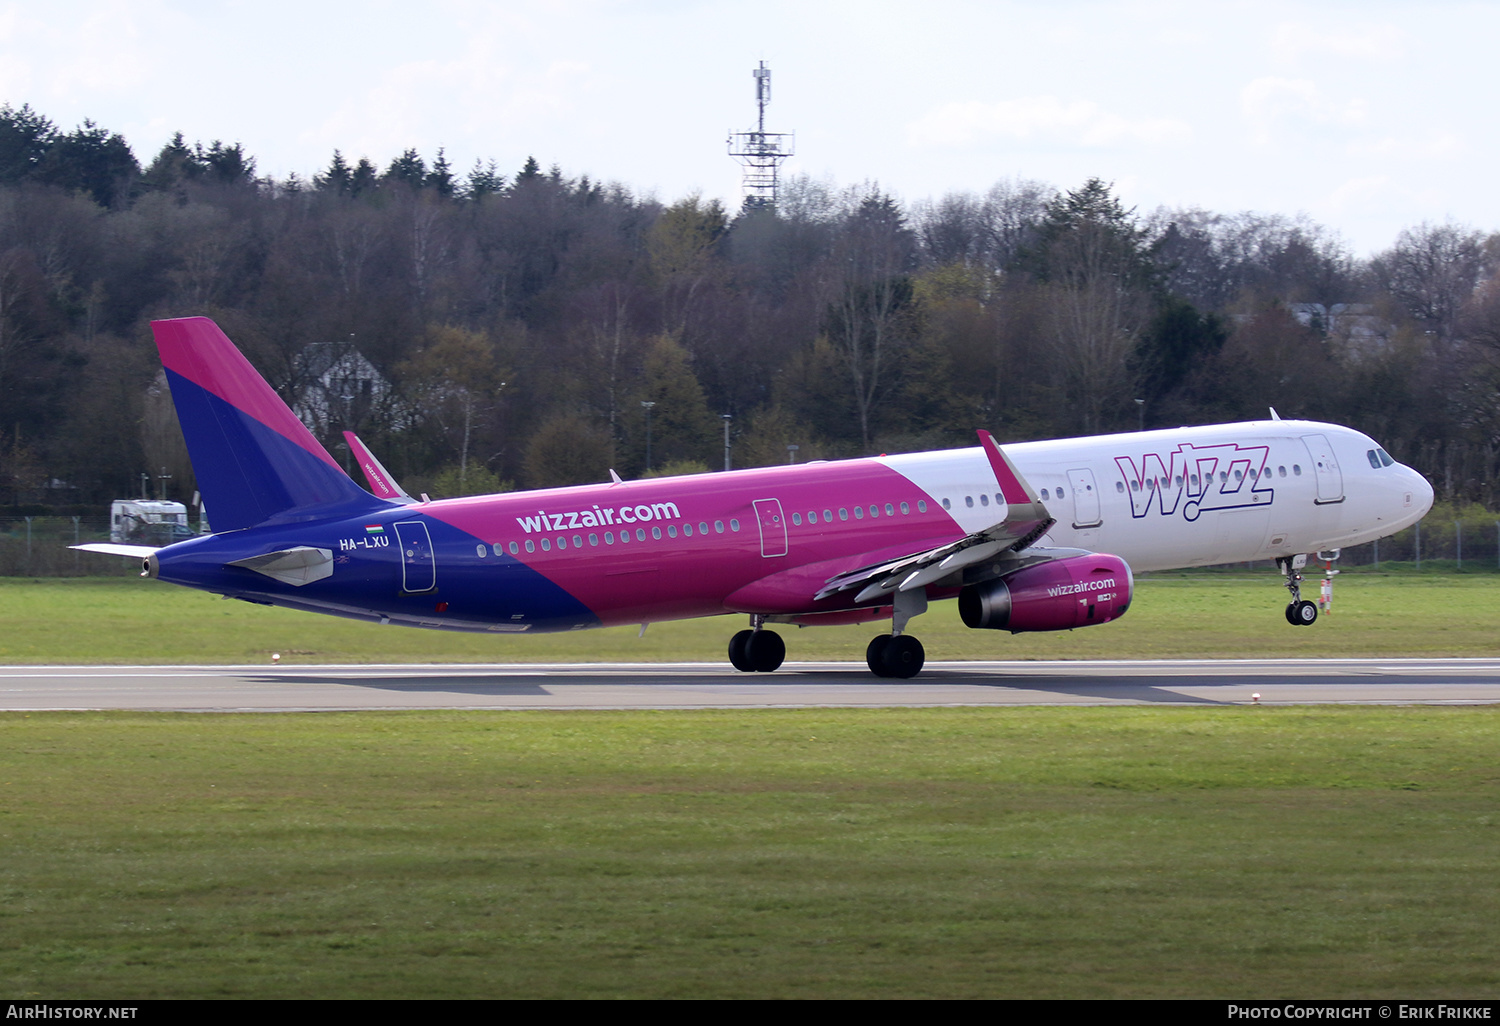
[{"x1": 79, "y1": 318, "x2": 1435, "y2": 678}]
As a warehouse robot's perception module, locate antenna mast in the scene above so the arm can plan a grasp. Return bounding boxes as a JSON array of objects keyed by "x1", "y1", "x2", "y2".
[{"x1": 727, "y1": 61, "x2": 795, "y2": 210}]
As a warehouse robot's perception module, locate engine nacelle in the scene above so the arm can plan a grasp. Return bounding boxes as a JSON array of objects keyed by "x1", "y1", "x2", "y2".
[{"x1": 958, "y1": 554, "x2": 1133, "y2": 633}]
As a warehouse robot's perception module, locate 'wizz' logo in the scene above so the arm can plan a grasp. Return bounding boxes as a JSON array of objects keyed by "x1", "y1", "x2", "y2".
[{"x1": 1114, "y1": 442, "x2": 1273, "y2": 521}]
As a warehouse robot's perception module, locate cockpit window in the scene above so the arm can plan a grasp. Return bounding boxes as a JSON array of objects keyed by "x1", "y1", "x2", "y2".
[
  {"x1": 1367, "y1": 449, "x2": 1381, "y2": 469},
  {"x1": 1378, "y1": 448, "x2": 1394, "y2": 467},
  {"x1": 1368, "y1": 448, "x2": 1396, "y2": 468}
]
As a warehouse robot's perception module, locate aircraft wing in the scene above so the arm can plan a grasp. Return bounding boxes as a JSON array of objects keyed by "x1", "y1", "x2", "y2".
[{"x1": 814, "y1": 431, "x2": 1057, "y2": 604}]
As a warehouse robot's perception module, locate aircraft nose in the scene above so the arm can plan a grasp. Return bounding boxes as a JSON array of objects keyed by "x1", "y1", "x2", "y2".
[{"x1": 1405, "y1": 465, "x2": 1435, "y2": 518}]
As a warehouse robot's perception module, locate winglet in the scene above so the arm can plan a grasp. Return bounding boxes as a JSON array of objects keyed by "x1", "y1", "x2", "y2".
[
  {"x1": 343, "y1": 431, "x2": 416, "y2": 504},
  {"x1": 977, "y1": 430, "x2": 1039, "y2": 504}
]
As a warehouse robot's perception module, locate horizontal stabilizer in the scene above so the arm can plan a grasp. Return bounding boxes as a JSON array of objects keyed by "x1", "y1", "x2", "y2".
[
  {"x1": 71, "y1": 543, "x2": 160, "y2": 558},
  {"x1": 228, "y1": 546, "x2": 334, "y2": 586}
]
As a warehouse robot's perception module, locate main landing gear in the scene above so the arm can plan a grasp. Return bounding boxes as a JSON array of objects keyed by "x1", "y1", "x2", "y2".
[
  {"x1": 727, "y1": 589, "x2": 934, "y2": 678},
  {"x1": 1278, "y1": 554, "x2": 1318, "y2": 626},
  {"x1": 728, "y1": 617, "x2": 785, "y2": 672},
  {"x1": 866, "y1": 588, "x2": 928, "y2": 678}
]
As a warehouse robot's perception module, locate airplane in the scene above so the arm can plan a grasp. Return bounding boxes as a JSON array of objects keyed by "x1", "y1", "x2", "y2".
[{"x1": 77, "y1": 316, "x2": 1434, "y2": 678}]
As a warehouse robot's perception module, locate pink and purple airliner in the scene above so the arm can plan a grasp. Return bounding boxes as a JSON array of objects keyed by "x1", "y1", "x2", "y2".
[{"x1": 78, "y1": 317, "x2": 1434, "y2": 677}]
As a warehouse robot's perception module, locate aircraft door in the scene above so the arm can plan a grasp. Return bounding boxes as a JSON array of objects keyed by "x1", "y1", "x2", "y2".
[
  {"x1": 752, "y1": 498, "x2": 788, "y2": 557},
  {"x1": 1067, "y1": 468, "x2": 1102, "y2": 528},
  {"x1": 1300, "y1": 434, "x2": 1345, "y2": 504},
  {"x1": 395, "y1": 520, "x2": 436, "y2": 593}
]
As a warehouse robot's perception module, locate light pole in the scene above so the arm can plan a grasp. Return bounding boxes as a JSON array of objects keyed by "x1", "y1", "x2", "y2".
[
  {"x1": 722, "y1": 414, "x2": 732, "y2": 471},
  {"x1": 1134, "y1": 398, "x2": 1145, "y2": 432},
  {"x1": 787, "y1": 444, "x2": 799, "y2": 465},
  {"x1": 641, "y1": 401, "x2": 656, "y2": 472}
]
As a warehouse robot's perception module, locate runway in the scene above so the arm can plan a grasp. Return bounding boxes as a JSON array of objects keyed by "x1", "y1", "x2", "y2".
[{"x1": 4, "y1": 659, "x2": 1500, "y2": 711}]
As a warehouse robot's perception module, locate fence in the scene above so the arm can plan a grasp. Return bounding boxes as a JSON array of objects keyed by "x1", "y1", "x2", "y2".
[
  {"x1": 0, "y1": 516, "x2": 136, "y2": 577},
  {"x1": 5, "y1": 513, "x2": 1500, "y2": 578}
]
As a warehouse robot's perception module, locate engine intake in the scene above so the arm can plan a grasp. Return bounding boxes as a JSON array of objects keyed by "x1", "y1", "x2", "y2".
[{"x1": 958, "y1": 554, "x2": 1133, "y2": 632}]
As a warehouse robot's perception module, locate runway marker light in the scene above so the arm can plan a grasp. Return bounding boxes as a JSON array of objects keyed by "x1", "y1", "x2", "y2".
[{"x1": 1251, "y1": 692, "x2": 1260, "y2": 703}]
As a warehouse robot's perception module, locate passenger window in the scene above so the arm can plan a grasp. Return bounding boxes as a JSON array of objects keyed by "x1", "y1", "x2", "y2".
[
  {"x1": 823, "y1": 509, "x2": 832, "y2": 522},
  {"x1": 700, "y1": 522, "x2": 709, "y2": 534},
  {"x1": 652, "y1": 527, "x2": 662, "y2": 539},
  {"x1": 900, "y1": 502, "x2": 910, "y2": 514},
  {"x1": 917, "y1": 500, "x2": 927, "y2": 512},
  {"x1": 1278, "y1": 466, "x2": 1286, "y2": 477},
  {"x1": 1116, "y1": 482, "x2": 1124, "y2": 493},
  {"x1": 854, "y1": 506, "x2": 864, "y2": 520},
  {"x1": 979, "y1": 494, "x2": 989, "y2": 507},
  {"x1": 683, "y1": 524, "x2": 693, "y2": 537},
  {"x1": 730, "y1": 519, "x2": 740, "y2": 531},
  {"x1": 792, "y1": 513, "x2": 801, "y2": 526},
  {"x1": 839, "y1": 508, "x2": 849, "y2": 521},
  {"x1": 667, "y1": 526, "x2": 676, "y2": 538},
  {"x1": 508, "y1": 542, "x2": 519, "y2": 555},
  {"x1": 556, "y1": 537, "x2": 566, "y2": 550},
  {"x1": 869, "y1": 505, "x2": 879, "y2": 518},
  {"x1": 965, "y1": 496, "x2": 974, "y2": 508},
  {"x1": 525, "y1": 539, "x2": 535, "y2": 553},
  {"x1": 1057, "y1": 486, "x2": 1065, "y2": 498},
  {"x1": 941, "y1": 498, "x2": 951, "y2": 510},
  {"x1": 589, "y1": 534, "x2": 598, "y2": 546},
  {"x1": 885, "y1": 503, "x2": 894, "y2": 516},
  {"x1": 541, "y1": 539, "x2": 551, "y2": 551},
  {"x1": 604, "y1": 532, "x2": 614, "y2": 544},
  {"x1": 636, "y1": 528, "x2": 646, "y2": 541},
  {"x1": 715, "y1": 520, "x2": 724, "y2": 533},
  {"x1": 619, "y1": 530, "x2": 629, "y2": 544},
  {"x1": 573, "y1": 535, "x2": 583, "y2": 547},
  {"x1": 1293, "y1": 465, "x2": 1302, "y2": 476}
]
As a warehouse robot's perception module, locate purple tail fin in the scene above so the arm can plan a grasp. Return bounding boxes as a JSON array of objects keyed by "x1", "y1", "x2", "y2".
[{"x1": 153, "y1": 317, "x2": 392, "y2": 532}]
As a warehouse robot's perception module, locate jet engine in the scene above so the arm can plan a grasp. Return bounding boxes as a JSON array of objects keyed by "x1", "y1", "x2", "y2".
[{"x1": 958, "y1": 554, "x2": 1133, "y2": 633}]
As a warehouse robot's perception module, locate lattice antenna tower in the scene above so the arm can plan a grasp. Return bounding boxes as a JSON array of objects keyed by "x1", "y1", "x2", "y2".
[{"x1": 727, "y1": 61, "x2": 795, "y2": 210}]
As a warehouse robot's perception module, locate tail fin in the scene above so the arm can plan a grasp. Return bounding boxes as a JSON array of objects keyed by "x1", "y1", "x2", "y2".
[{"x1": 153, "y1": 317, "x2": 392, "y2": 532}]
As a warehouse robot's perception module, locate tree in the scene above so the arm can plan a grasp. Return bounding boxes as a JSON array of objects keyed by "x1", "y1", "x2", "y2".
[
  {"x1": 1030, "y1": 179, "x2": 1156, "y2": 433},
  {"x1": 398, "y1": 325, "x2": 507, "y2": 491},
  {"x1": 0, "y1": 104, "x2": 56, "y2": 184},
  {"x1": 821, "y1": 188, "x2": 919, "y2": 449},
  {"x1": 1372, "y1": 221, "x2": 1493, "y2": 344},
  {"x1": 37, "y1": 120, "x2": 138, "y2": 208}
]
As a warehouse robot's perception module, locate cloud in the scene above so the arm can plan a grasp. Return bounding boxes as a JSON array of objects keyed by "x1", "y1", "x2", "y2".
[
  {"x1": 906, "y1": 96, "x2": 1191, "y2": 148},
  {"x1": 1271, "y1": 22, "x2": 1405, "y2": 64},
  {"x1": 1241, "y1": 77, "x2": 1368, "y2": 144}
]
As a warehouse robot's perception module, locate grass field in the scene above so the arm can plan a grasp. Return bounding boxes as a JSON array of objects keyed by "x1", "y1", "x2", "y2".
[
  {"x1": 1, "y1": 707, "x2": 1497, "y2": 999},
  {"x1": 3, "y1": 574, "x2": 1497, "y2": 998},
  {"x1": 4, "y1": 570, "x2": 1500, "y2": 664}
]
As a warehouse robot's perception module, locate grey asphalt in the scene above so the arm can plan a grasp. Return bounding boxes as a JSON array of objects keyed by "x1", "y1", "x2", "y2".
[{"x1": 3, "y1": 659, "x2": 1500, "y2": 710}]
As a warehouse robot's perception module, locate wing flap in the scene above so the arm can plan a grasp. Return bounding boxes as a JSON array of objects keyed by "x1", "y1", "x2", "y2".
[{"x1": 816, "y1": 432, "x2": 1056, "y2": 604}]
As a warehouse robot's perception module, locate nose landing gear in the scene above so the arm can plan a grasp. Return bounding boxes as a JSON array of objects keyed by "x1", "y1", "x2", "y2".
[{"x1": 1278, "y1": 554, "x2": 1319, "y2": 626}]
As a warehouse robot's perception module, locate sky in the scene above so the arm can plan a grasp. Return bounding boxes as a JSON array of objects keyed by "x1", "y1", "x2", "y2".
[{"x1": 1, "y1": 0, "x2": 1496, "y2": 256}]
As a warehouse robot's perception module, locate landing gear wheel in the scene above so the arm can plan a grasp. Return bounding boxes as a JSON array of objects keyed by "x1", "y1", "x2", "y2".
[
  {"x1": 728, "y1": 629, "x2": 755, "y2": 671},
  {"x1": 882, "y1": 635, "x2": 925, "y2": 679},
  {"x1": 866, "y1": 635, "x2": 892, "y2": 676},
  {"x1": 1291, "y1": 600, "x2": 1318, "y2": 626},
  {"x1": 1285, "y1": 602, "x2": 1299, "y2": 625},
  {"x1": 746, "y1": 630, "x2": 785, "y2": 672}
]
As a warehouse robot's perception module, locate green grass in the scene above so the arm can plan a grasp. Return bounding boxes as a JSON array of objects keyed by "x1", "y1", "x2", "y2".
[
  {"x1": 3, "y1": 573, "x2": 1500, "y2": 664},
  {"x1": 1, "y1": 707, "x2": 1497, "y2": 998}
]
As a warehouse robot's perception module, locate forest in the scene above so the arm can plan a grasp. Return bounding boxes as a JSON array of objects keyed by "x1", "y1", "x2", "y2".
[{"x1": 3, "y1": 100, "x2": 1500, "y2": 513}]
